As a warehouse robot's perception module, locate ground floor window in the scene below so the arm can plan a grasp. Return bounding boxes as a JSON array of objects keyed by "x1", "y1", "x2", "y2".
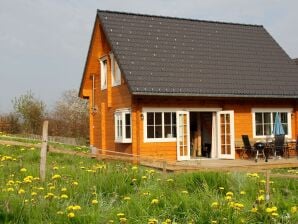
[
  {"x1": 252, "y1": 109, "x2": 292, "y2": 138},
  {"x1": 144, "y1": 111, "x2": 176, "y2": 142},
  {"x1": 114, "y1": 109, "x2": 131, "y2": 143}
]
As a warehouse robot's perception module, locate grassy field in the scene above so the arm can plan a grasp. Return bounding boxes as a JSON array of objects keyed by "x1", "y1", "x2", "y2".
[{"x1": 0, "y1": 144, "x2": 297, "y2": 224}]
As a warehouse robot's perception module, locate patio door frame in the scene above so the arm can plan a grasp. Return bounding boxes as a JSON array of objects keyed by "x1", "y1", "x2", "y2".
[
  {"x1": 217, "y1": 110, "x2": 235, "y2": 159},
  {"x1": 176, "y1": 111, "x2": 190, "y2": 161}
]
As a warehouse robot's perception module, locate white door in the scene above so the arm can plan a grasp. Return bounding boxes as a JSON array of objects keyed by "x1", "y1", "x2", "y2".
[
  {"x1": 217, "y1": 111, "x2": 235, "y2": 159},
  {"x1": 176, "y1": 111, "x2": 190, "y2": 161}
]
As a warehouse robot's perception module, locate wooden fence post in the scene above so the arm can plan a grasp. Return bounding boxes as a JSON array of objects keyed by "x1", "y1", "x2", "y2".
[
  {"x1": 265, "y1": 170, "x2": 270, "y2": 201},
  {"x1": 40, "y1": 120, "x2": 48, "y2": 182}
]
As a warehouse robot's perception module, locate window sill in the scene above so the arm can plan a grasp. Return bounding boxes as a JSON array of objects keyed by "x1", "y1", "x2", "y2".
[
  {"x1": 115, "y1": 139, "x2": 132, "y2": 143},
  {"x1": 144, "y1": 138, "x2": 177, "y2": 143}
]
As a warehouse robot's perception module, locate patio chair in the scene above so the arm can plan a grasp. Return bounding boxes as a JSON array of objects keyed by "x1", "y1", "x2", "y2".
[
  {"x1": 274, "y1": 134, "x2": 285, "y2": 158},
  {"x1": 241, "y1": 135, "x2": 256, "y2": 160}
]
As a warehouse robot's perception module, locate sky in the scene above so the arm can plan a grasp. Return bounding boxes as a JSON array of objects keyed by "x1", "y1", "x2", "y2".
[{"x1": 0, "y1": 0, "x2": 297, "y2": 113}]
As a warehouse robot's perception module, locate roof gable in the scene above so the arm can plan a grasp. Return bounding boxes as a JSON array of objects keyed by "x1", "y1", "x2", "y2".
[{"x1": 97, "y1": 10, "x2": 298, "y2": 98}]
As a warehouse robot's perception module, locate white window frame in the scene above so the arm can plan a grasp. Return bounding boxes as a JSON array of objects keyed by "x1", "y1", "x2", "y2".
[
  {"x1": 100, "y1": 56, "x2": 108, "y2": 90},
  {"x1": 114, "y1": 108, "x2": 131, "y2": 143},
  {"x1": 252, "y1": 108, "x2": 292, "y2": 139},
  {"x1": 109, "y1": 52, "x2": 121, "y2": 87},
  {"x1": 143, "y1": 108, "x2": 177, "y2": 143}
]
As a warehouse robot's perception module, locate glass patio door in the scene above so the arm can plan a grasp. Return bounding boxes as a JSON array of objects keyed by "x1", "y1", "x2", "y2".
[
  {"x1": 217, "y1": 111, "x2": 235, "y2": 159},
  {"x1": 176, "y1": 111, "x2": 190, "y2": 161}
]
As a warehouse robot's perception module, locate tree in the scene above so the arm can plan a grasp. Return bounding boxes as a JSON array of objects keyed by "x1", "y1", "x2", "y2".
[
  {"x1": 49, "y1": 89, "x2": 89, "y2": 140},
  {"x1": 12, "y1": 91, "x2": 46, "y2": 134}
]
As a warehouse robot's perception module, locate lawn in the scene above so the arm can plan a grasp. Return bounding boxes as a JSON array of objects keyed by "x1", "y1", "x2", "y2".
[{"x1": 0, "y1": 144, "x2": 297, "y2": 224}]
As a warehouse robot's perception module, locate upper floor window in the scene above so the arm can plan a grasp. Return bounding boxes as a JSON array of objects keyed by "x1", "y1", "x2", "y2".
[
  {"x1": 115, "y1": 109, "x2": 131, "y2": 143},
  {"x1": 110, "y1": 53, "x2": 121, "y2": 86},
  {"x1": 252, "y1": 108, "x2": 292, "y2": 138},
  {"x1": 100, "y1": 57, "x2": 107, "y2": 90}
]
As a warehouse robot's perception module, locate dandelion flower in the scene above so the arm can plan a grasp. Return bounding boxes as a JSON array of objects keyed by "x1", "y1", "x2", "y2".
[
  {"x1": 117, "y1": 213, "x2": 125, "y2": 217},
  {"x1": 142, "y1": 176, "x2": 147, "y2": 180},
  {"x1": 57, "y1": 211, "x2": 64, "y2": 215},
  {"x1": 225, "y1": 196, "x2": 232, "y2": 201},
  {"x1": 166, "y1": 178, "x2": 174, "y2": 182},
  {"x1": 151, "y1": 199, "x2": 159, "y2": 205},
  {"x1": 91, "y1": 199, "x2": 98, "y2": 204},
  {"x1": 131, "y1": 166, "x2": 138, "y2": 170},
  {"x1": 181, "y1": 190, "x2": 188, "y2": 194},
  {"x1": 219, "y1": 187, "x2": 224, "y2": 190},
  {"x1": 266, "y1": 207, "x2": 273, "y2": 213},
  {"x1": 18, "y1": 189, "x2": 25, "y2": 194},
  {"x1": 271, "y1": 212, "x2": 279, "y2": 217},
  {"x1": 211, "y1": 201, "x2": 219, "y2": 208},
  {"x1": 20, "y1": 168, "x2": 27, "y2": 172},
  {"x1": 271, "y1": 206, "x2": 277, "y2": 212},
  {"x1": 67, "y1": 212, "x2": 75, "y2": 218},
  {"x1": 72, "y1": 181, "x2": 78, "y2": 186},
  {"x1": 240, "y1": 191, "x2": 246, "y2": 195},
  {"x1": 251, "y1": 207, "x2": 258, "y2": 213},
  {"x1": 123, "y1": 196, "x2": 131, "y2": 201},
  {"x1": 148, "y1": 218, "x2": 158, "y2": 224},
  {"x1": 291, "y1": 206, "x2": 297, "y2": 214},
  {"x1": 257, "y1": 195, "x2": 265, "y2": 202},
  {"x1": 31, "y1": 192, "x2": 37, "y2": 196},
  {"x1": 60, "y1": 194, "x2": 68, "y2": 199},
  {"x1": 61, "y1": 187, "x2": 67, "y2": 192},
  {"x1": 51, "y1": 174, "x2": 61, "y2": 180},
  {"x1": 226, "y1": 191, "x2": 233, "y2": 197}
]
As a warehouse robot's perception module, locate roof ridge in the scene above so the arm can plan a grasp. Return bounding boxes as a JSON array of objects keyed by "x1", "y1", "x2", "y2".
[{"x1": 97, "y1": 9, "x2": 263, "y2": 28}]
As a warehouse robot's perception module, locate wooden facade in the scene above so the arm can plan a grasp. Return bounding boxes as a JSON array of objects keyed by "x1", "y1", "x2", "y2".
[{"x1": 79, "y1": 14, "x2": 298, "y2": 161}]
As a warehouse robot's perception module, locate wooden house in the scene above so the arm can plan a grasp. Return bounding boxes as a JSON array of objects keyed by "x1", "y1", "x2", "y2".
[{"x1": 79, "y1": 10, "x2": 298, "y2": 161}]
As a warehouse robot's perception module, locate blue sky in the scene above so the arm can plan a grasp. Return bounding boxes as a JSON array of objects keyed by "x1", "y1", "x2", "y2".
[{"x1": 0, "y1": 0, "x2": 297, "y2": 113}]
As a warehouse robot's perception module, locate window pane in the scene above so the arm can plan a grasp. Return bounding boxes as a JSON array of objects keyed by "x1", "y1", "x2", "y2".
[
  {"x1": 155, "y1": 125, "x2": 162, "y2": 138},
  {"x1": 264, "y1": 124, "x2": 271, "y2": 135},
  {"x1": 172, "y1": 125, "x2": 177, "y2": 137},
  {"x1": 164, "y1": 113, "x2": 171, "y2": 125},
  {"x1": 147, "y1": 113, "x2": 154, "y2": 125},
  {"x1": 164, "y1": 125, "x2": 172, "y2": 138},
  {"x1": 125, "y1": 113, "x2": 130, "y2": 125},
  {"x1": 280, "y1": 113, "x2": 287, "y2": 123},
  {"x1": 155, "y1": 113, "x2": 162, "y2": 125},
  {"x1": 256, "y1": 124, "x2": 263, "y2": 136},
  {"x1": 125, "y1": 126, "x2": 131, "y2": 138},
  {"x1": 147, "y1": 126, "x2": 154, "y2": 138},
  {"x1": 255, "y1": 113, "x2": 262, "y2": 124},
  {"x1": 172, "y1": 113, "x2": 176, "y2": 125},
  {"x1": 263, "y1": 113, "x2": 271, "y2": 123}
]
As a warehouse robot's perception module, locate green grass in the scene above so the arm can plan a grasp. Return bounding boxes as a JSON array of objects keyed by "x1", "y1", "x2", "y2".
[{"x1": 0, "y1": 144, "x2": 297, "y2": 224}]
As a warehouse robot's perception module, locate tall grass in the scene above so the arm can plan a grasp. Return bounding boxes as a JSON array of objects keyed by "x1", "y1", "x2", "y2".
[{"x1": 0, "y1": 144, "x2": 297, "y2": 223}]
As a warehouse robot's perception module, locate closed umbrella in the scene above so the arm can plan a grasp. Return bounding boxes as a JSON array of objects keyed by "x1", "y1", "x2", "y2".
[{"x1": 272, "y1": 112, "x2": 285, "y2": 136}]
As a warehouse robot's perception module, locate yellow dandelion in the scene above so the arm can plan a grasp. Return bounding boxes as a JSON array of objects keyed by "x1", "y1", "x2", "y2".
[
  {"x1": 91, "y1": 199, "x2": 98, "y2": 204},
  {"x1": 211, "y1": 201, "x2": 219, "y2": 208},
  {"x1": 166, "y1": 178, "x2": 174, "y2": 182},
  {"x1": 117, "y1": 213, "x2": 125, "y2": 217},
  {"x1": 57, "y1": 211, "x2": 64, "y2": 215},
  {"x1": 219, "y1": 187, "x2": 224, "y2": 190},
  {"x1": 7, "y1": 187, "x2": 14, "y2": 192},
  {"x1": 18, "y1": 189, "x2": 25, "y2": 194},
  {"x1": 240, "y1": 191, "x2": 246, "y2": 195},
  {"x1": 51, "y1": 174, "x2": 61, "y2": 180},
  {"x1": 142, "y1": 176, "x2": 147, "y2": 180},
  {"x1": 225, "y1": 195, "x2": 232, "y2": 201},
  {"x1": 271, "y1": 206, "x2": 277, "y2": 212},
  {"x1": 266, "y1": 207, "x2": 273, "y2": 213},
  {"x1": 151, "y1": 199, "x2": 159, "y2": 205},
  {"x1": 271, "y1": 212, "x2": 279, "y2": 217},
  {"x1": 226, "y1": 191, "x2": 233, "y2": 197},
  {"x1": 148, "y1": 218, "x2": 158, "y2": 224},
  {"x1": 123, "y1": 196, "x2": 131, "y2": 201},
  {"x1": 20, "y1": 168, "x2": 27, "y2": 172},
  {"x1": 72, "y1": 181, "x2": 78, "y2": 186},
  {"x1": 251, "y1": 207, "x2": 258, "y2": 213},
  {"x1": 49, "y1": 186, "x2": 55, "y2": 190},
  {"x1": 67, "y1": 212, "x2": 75, "y2": 218},
  {"x1": 257, "y1": 194, "x2": 265, "y2": 202},
  {"x1": 131, "y1": 178, "x2": 137, "y2": 182},
  {"x1": 61, "y1": 187, "x2": 67, "y2": 192},
  {"x1": 211, "y1": 221, "x2": 217, "y2": 224},
  {"x1": 60, "y1": 194, "x2": 68, "y2": 199},
  {"x1": 291, "y1": 206, "x2": 297, "y2": 214},
  {"x1": 131, "y1": 166, "x2": 138, "y2": 170},
  {"x1": 181, "y1": 190, "x2": 188, "y2": 194},
  {"x1": 31, "y1": 192, "x2": 37, "y2": 196}
]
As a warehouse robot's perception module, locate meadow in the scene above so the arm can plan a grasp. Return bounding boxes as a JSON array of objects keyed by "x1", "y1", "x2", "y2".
[{"x1": 0, "y1": 144, "x2": 297, "y2": 224}]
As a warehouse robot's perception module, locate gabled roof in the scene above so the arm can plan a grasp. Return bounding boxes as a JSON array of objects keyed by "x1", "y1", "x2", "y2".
[{"x1": 96, "y1": 10, "x2": 298, "y2": 98}]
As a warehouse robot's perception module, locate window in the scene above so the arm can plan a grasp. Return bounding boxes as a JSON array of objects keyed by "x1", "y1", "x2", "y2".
[
  {"x1": 110, "y1": 53, "x2": 121, "y2": 86},
  {"x1": 114, "y1": 109, "x2": 131, "y2": 143},
  {"x1": 145, "y1": 111, "x2": 176, "y2": 141},
  {"x1": 252, "y1": 109, "x2": 292, "y2": 138},
  {"x1": 100, "y1": 57, "x2": 107, "y2": 90}
]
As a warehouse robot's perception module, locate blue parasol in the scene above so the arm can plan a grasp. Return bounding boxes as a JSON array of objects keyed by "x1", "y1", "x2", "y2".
[{"x1": 272, "y1": 112, "x2": 285, "y2": 136}]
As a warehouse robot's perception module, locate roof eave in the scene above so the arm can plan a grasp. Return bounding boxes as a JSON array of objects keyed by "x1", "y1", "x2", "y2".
[{"x1": 132, "y1": 91, "x2": 298, "y2": 99}]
